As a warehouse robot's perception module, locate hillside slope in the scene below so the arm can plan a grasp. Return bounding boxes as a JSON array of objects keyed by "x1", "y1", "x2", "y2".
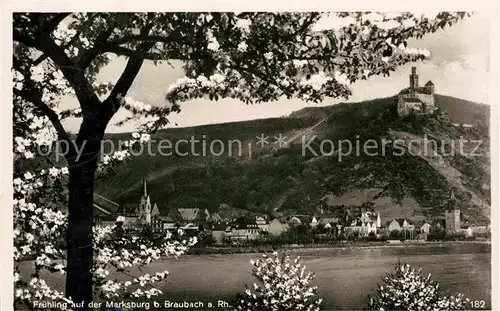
[{"x1": 95, "y1": 94, "x2": 490, "y2": 225}]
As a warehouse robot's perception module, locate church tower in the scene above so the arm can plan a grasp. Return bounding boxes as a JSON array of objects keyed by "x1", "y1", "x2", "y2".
[
  {"x1": 138, "y1": 177, "x2": 152, "y2": 225},
  {"x1": 445, "y1": 188, "x2": 460, "y2": 232}
]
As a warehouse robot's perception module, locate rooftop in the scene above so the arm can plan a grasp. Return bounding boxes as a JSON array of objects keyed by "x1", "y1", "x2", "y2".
[
  {"x1": 212, "y1": 221, "x2": 230, "y2": 231},
  {"x1": 391, "y1": 218, "x2": 413, "y2": 226}
]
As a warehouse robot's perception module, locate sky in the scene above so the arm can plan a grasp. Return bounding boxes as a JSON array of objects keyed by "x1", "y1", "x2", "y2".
[{"x1": 60, "y1": 12, "x2": 489, "y2": 133}]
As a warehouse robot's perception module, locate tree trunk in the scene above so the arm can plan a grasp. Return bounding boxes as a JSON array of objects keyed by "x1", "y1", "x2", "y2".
[
  {"x1": 66, "y1": 162, "x2": 96, "y2": 309},
  {"x1": 65, "y1": 113, "x2": 105, "y2": 310}
]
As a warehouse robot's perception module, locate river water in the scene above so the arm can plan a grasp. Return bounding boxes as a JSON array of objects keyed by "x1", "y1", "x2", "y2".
[{"x1": 18, "y1": 243, "x2": 491, "y2": 310}]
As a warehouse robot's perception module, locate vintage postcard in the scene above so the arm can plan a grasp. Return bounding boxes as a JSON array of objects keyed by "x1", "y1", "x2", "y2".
[{"x1": 1, "y1": 1, "x2": 498, "y2": 310}]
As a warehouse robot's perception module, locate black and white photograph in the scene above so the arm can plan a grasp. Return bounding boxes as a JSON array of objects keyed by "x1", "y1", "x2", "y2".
[{"x1": 2, "y1": 3, "x2": 498, "y2": 311}]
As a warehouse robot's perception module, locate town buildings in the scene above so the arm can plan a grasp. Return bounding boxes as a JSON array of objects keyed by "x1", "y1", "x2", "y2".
[{"x1": 95, "y1": 178, "x2": 488, "y2": 244}]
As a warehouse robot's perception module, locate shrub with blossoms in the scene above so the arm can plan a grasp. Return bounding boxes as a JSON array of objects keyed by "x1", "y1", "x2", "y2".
[
  {"x1": 367, "y1": 263, "x2": 470, "y2": 311},
  {"x1": 235, "y1": 252, "x2": 322, "y2": 311}
]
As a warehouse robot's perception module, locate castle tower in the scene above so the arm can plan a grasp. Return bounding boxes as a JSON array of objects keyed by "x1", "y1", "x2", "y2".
[
  {"x1": 138, "y1": 176, "x2": 152, "y2": 225},
  {"x1": 424, "y1": 81, "x2": 435, "y2": 94},
  {"x1": 409, "y1": 67, "x2": 419, "y2": 92},
  {"x1": 445, "y1": 188, "x2": 460, "y2": 232}
]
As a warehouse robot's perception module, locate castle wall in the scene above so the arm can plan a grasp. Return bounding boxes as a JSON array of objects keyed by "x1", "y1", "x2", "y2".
[
  {"x1": 397, "y1": 97, "x2": 425, "y2": 116},
  {"x1": 398, "y1": 93, "x2": 435, "y2": 116},
  {"x1": 406, "y1": 102, "x2": 423, "y2": 112},
  {"x1": 397, "y1": 98, "x2": 408, "y2": 116},
  {"x1": 399, "y1": 93, "x2": 434, "y2": 106},
  {"x1": 416, "y1": 94, "x2": 435, "y2": 109}
]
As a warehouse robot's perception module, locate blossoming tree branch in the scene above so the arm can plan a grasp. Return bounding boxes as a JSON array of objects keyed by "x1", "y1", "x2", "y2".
[{"x1": 12, "y1": 12, "x2": 469, "y2": 309}]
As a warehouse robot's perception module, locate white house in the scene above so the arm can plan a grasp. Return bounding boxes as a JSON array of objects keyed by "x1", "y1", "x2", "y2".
[
  {"x1": 255, "y1": 216, "x2": 269, "y2": 232},
  {"x1": 419, "y1": 222, "x2": 432, "y2": 234},
  {"x1": 288, "y1": 216, "x2": 303, "y2": 226},
  {"x1": 310, "y1": 217, "x2": 319, "y2": 228},
  {"x1": 345, "y1": 219, "x2": 377, "y2": 236},
  {"x1": 460, "y1": 226, "x2": 473, "y2": 237},
  {"x1": 227, "y1": 223, "x2": 261, "y2": 241},
  {"x1": 364, "y1": 222, "x2": 377, "y2": 234},
  {"x1": 388, "y1": 219, "x2": 414, "y2": 232}
]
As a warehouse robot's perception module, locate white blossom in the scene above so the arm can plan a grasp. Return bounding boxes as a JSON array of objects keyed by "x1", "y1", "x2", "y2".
[
  {"x1": 334, "y1": 70, "x2": 351, "y2": 86},
  {"x1": 237, "y1": 41, "x2": 248, "y2": 52},
  {"x1": 368, "y1": 263, "x2": 470, "y2": 311},
  {"x1": 209, "y1": 73, "x2": 225, "y2": 84},
  {"x1": 30, "y1": 66, "x2": 45, "y2": 83},
  {"x1": 236, "y1": 252, "x2": 322, "y2": 311},
  {"x1": 48, "y1": 167, "x2": 59, "y2": 177},
  {"x1": 235, "y1": 18, "x2": 252, "y2": 33},
  {"x1": 301, "y1": 71, "x2": 331, "y2": 91},
  {"x1": 206, "y1": 31, "x2": 220, "y2": 52},
  {"x1": 402, "y1": 19, "x2": 417, "y2": 28},
  {"x1": 264, "y1": 52, "x2": 273, "y2": 61}
]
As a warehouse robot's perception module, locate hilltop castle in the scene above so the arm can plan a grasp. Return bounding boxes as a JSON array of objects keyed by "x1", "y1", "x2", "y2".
[{"x1": 397, "y1": 67, "x2": 436, "y2": 117}]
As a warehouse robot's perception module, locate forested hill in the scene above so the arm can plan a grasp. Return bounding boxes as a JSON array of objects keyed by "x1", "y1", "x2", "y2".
[{"x1": 95, "y1": 94, "x2": 490, "y2": 225}]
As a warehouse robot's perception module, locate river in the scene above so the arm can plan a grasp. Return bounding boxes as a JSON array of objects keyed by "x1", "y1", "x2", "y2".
[{"x1": 18, "y1": 243, "x2": 491, "y2": 310}]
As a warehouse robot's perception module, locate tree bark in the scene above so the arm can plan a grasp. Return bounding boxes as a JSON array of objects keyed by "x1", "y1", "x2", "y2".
[{"x1": 65, "y1": 112, "x2": 105, "y2": 309}]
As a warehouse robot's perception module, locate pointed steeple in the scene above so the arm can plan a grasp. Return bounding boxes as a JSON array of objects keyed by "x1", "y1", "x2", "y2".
[
  {"x1": 137, "y1": 175, "x2": 152, "y2": 224},
  {"x1": 142, "y1": 176, "x2": 148, "y2": 198}
]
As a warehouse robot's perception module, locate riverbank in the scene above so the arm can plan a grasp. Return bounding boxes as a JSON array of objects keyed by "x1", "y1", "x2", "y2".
[{"x1": 187, "y1": 240, "x2": 491, "y2": 255}]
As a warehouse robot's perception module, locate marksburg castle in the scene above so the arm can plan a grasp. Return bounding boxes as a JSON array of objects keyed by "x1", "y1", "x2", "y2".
[{"x1": 397, "y1": 67, "x2": 436, "y2": 117}]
